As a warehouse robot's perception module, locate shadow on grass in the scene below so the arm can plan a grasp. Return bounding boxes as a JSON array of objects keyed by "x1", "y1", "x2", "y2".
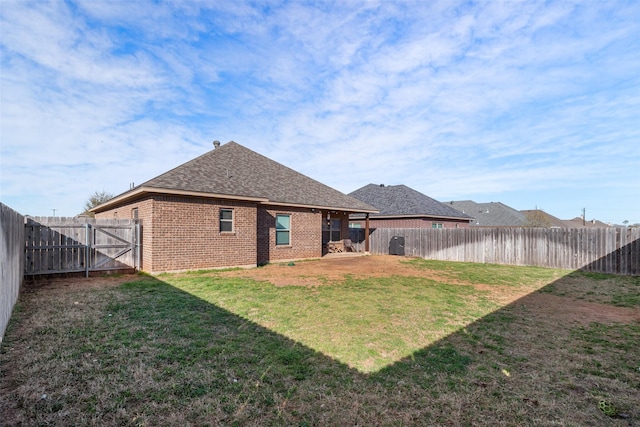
[{"x1": 2, "y1": 252, "x2": 639, "y2": 426}]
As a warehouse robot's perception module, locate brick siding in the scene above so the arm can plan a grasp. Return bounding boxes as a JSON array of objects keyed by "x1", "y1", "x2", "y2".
[
  {"x1": 257, "y1": 206, "x2": 322, "y2": 265},
  {"x1": 96, "y1": 195, "x2": 340, "y2": 272},
  {"x1": 150, "y1": 196, "x2": 258, "y2": 272},
  {"x1": 98, "y1": 196, "x2": 258, "y2": 272}
]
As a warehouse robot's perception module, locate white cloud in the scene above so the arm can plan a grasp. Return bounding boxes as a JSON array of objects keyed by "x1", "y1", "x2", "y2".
[{"x1": 1, "y1": 0, "x2": 639, "y2": 222}]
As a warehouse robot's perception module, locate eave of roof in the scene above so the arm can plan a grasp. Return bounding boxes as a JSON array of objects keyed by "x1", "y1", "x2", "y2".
[
  {"x1": 90, "y1": 186, "x2": 269, "y2": 213},
  {"x1": 258, "y1": 200, "x2": 377, "y2": 213},
  {"x1": 350, "y1": 213, "x2": 473, "y2": 221},
  {"x1": 91, "y1": 186, "x2": 379, "y2": 214}
]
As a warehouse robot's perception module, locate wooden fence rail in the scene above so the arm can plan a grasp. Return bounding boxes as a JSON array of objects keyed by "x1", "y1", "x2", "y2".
[
  {"x1": 350, "y1": 227, "x2": 640, "y2": 275},
  {"x1": 24, "y1": 217, "x2": 140, "y2": 276}
]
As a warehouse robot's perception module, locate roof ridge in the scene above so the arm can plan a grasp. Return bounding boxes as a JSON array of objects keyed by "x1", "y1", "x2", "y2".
[{"x1": 96, "y1": 140, "x2": 377, "y2": 213}]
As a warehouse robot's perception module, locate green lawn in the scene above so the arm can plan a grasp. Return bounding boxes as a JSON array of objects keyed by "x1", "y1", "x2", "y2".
[
  {"x1": 1, "y1": 258, "x2": 638, "y2": 426},
  {"x1": 169, "y1": 272, "x2": 498, "y2": 373}
]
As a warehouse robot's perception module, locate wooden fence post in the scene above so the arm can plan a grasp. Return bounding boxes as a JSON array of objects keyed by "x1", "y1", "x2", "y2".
[{"x1": 85, "y1": 223, "x2": 91, "y2": 278}]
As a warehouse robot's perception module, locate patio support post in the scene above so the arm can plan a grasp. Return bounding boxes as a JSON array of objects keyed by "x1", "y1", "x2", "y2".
[{"x1": 365, "y1": 213, "x2": 370, "y2": 253}]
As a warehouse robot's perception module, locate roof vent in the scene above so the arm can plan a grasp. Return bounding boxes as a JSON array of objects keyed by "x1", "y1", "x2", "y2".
[{"x1": 213, "y1": 140, "x2": 221, "y2": 149}]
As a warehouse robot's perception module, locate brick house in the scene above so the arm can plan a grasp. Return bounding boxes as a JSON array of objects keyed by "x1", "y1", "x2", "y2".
[
  {"x1": 91, "y1": 141, "x2": 377, "y2": 273},
  {"x1": 348, "y1": 184, "x2": 473, "y2": 229}
]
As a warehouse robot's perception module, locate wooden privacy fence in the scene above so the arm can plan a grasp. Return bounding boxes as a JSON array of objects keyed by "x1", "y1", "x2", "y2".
[
  {"x1": 25, "y1": 217, "x2": 140, "y2": 276},
  {"x1": 350, "y1": 227, "x2": 640, "y2": 275},
  {"x1": 1, "y1": 203, "x2": 24, "y2": 344}
]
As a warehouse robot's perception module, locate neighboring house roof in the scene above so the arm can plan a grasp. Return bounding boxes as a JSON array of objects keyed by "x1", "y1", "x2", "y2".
[
  {"x1": 520, "y1": 210, "x2": 571, "y2": 228},
  {"x1": 92, "y1": 141, "x2": 377, "y2": 213},
  {"x1": 448, "y1": 200, "x2": 526, "y2": 226},
  {"x1": 348, "y1": 184, "x2": 473, "y2": 220},
  {"x1": 564, "y1": 217, "x2": 612, "y2": 228}
]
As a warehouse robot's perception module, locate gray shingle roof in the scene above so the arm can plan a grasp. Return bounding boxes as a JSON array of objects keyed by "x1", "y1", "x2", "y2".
[
  {"x1": 348, "y1": 184, "x2": 473, "y2": 220},
  {"x1": 564, "y1": 217, "x2": 612, "y2": 228},
  {"x1": 102, "y1": 141, "x2": 376, "y2": 212},
  {"x1": 448, "y1": 200, "x2": 526, "y2": 226}
]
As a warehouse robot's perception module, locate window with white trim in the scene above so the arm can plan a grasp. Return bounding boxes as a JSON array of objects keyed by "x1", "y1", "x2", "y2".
[
  {"x1": 220, "y1": 209, "x2": 234, "y2": 232},
  {"x1": 432, "y1": 222, "x2": 443, "y2": 229}
]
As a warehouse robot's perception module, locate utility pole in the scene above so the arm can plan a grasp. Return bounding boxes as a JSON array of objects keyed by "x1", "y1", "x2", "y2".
[
  {"x1": 582, "y1": 208, "x2": 586, "y2": 226},
  {"x1": 52, "y1": 209, "x2": 57, "y2": 218}
]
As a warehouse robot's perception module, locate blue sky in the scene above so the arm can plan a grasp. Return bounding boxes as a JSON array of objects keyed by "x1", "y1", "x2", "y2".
[{"x1": 1, "y1": 0, "x2": 639, "y2": 224}]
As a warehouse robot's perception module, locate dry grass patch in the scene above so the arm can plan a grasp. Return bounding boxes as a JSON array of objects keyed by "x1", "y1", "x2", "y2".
[{"x1": 1, "y1": 257, "x2": 638, "y2": 426}]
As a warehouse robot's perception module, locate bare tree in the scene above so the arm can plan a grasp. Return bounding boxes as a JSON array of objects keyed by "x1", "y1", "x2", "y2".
[
  {"x1": 82, "y1": 190, "x2": 114, "y2": 217},
  {"x1": 524, "y1": 209, "x2": 552, "y2": 228}
]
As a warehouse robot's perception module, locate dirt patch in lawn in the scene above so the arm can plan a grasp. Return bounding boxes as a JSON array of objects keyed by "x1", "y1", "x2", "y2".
[
  {"x1": 23, "y1": 274, "x2": 134, "y2": 293},
  {"x1": 513, "y1": 292, "x2": 640, "y2": 325},
  {"x1": 218, "y1": 255, "x2": 446, "y2": 286}
]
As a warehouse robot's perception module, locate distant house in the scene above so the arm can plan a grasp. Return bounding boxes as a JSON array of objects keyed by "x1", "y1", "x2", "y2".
[
  {"x1": 91, "y1": 141, "x2": 377, "y2": 273},
  {"x1": 448, "y1": 200, "x2": 526, "y2": 227},
  {"x1": 348, "y1": 184, "x2": 473, "y2": 229},
  {"x1": 564, "y1": 217, "x2": 612, "y2": 228}
]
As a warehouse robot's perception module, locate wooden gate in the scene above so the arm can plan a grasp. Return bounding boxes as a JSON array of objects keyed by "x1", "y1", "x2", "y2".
[{"x1": 24, "y1": 217, "x2": 140, "y2": 276}]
